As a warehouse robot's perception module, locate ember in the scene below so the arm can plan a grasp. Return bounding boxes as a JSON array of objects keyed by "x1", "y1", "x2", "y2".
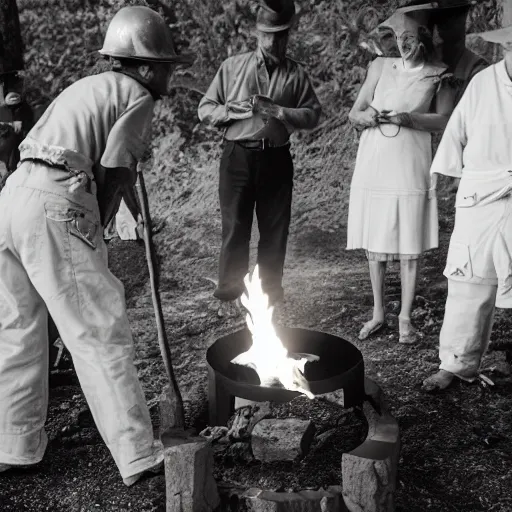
[{"x1": 231, "y1": 265, "x2": 319, "y2": 398}]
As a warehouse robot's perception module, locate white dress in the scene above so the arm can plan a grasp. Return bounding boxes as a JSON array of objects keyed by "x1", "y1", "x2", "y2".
[{"x1": 346, "y1": 58, "x2": 447, "y2": 260}]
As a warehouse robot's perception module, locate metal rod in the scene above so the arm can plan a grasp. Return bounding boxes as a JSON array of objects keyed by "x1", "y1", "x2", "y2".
[{"x1": 135, "y1": 167, "x2": 186, "y2": 428}]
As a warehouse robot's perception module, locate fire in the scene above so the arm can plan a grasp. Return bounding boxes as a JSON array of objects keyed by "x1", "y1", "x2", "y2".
[{"x1": 230, "y1": 265, "x2": 318, "y2": 399}]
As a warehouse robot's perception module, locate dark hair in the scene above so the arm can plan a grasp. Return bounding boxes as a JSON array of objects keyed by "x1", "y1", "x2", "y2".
[{"x1": 417, "y1": 25, "x2": 436, "y2": 61}]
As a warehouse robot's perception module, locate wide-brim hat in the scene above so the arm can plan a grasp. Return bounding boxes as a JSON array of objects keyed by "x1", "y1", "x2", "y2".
[
  {"x1": 399, "y1": 0, "x2": 475, "y2": 10},
  {"x1": 475, "y1": 25, "x2": 512, "y2": 47},
  {"x1": 368, "y1": 4, "x2": 435, "y2": 54},
  {"x1": 256, "y1": 0, "x2": 296, "y2": 33},
  {"x1": 375, "y1": 5, "x2": 433, "y2": 36}
]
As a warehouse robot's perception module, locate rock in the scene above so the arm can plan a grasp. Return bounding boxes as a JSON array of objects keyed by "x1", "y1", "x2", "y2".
[
  {"x1": 251, "y1": 419, "x2": 316, "y2": 462},
  {"x1": 163, "y1": 432, "x2": 220, "y2": 512},
  {"x1": 242, "y1": 488, "x2": 348, "y2": 512},
  {"x1": 341, "y1": 379, "x2": 400, "y2": 512}
]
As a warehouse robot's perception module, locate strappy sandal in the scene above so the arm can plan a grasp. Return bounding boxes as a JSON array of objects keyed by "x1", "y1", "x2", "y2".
[
  {"x1": 398, "y1": 316, "x2": 422, "y2": 344},
  {"x1": 358, "y1": 319, "x2": 386, "y2": 340}
]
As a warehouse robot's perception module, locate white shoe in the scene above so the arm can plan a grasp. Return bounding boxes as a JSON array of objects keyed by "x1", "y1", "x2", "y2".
[{"x1": 122, "y1": 460, "x2": 164, "y2": 487}]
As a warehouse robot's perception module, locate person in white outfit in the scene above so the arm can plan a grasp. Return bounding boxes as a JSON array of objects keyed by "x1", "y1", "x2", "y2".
[
  {"x1": 0, "y1": 7, "x2": 193, "y2": 485},
  {"x1": 423, "y1": 22, "x2": 512, "y2": 392},
  {"x1": 347, "y1": 4, "x2": 456, "y2": 344}
]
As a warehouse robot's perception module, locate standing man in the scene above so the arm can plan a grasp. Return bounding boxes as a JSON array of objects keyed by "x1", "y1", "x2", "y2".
[
  {"x1": 402, "y1": 1, "x2": 489, "y2": 191},
  {"x1": 422, "y1": 20, "x2": 512, "y2": 392},
  {"x1": 429, "y1": 0, "x2": 488, "y2": 105},
  {"x1": 198, "y1": 0, "x2": 322, "y2": 314},
  {"x1": 0, "y1": 6, "x2": 193, "y2": 486}
]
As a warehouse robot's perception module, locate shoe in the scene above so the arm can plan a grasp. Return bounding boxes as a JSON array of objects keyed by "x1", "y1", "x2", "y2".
[
  {"x1": 422, "y1": 370, "x2": 455, "y2": 393},
  {"x1": 122, "y1": 460, "x2": 164, "y2": 487},
  {"x1": 358, "y1": 319, "x2": 386, "y2": 340},
  {"x1": 217, "y1": 298, "x2": 243, "y2": 319}
]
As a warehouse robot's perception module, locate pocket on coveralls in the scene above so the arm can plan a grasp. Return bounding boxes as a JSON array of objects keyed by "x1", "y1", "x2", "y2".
[
  {"x1": 444, "y1": 242, "x2": 473, "y2": 280},
  {"x1": 44, "y1": 203, "x2": 99, "y2": 250}
]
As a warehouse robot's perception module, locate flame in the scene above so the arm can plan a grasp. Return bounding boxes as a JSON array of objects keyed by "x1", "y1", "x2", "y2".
[{"x1": 230, "y1": 265, "x2": 317, "y2": 399}]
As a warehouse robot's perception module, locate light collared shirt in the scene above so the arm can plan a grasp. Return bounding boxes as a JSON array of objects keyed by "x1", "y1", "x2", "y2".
[
  {"x1": 431, "y1": 60, "x2": 512, "y2": 179},
  {"x1": 198, "y1": 47, "x2": 322, "y2": 142},
  {"x1": 19, "y1": 71, "x2": 154, "y2": 187}
]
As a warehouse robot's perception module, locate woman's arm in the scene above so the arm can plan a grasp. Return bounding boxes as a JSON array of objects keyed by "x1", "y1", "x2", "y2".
[
  {"x1": 386, "y1": 79, "x2": 456, "y2": 133},
  {"x1": 348, "y1": 57, "x2": 384, "y2": 129}
]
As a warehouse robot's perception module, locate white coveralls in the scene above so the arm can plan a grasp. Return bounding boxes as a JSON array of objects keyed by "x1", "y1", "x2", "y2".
[
  {"x1": 431, "y1": 60, "x2": 512, "y2": 380},
  {"x1": 0, "y1": 71, "x2": 163, "y2": 479}
]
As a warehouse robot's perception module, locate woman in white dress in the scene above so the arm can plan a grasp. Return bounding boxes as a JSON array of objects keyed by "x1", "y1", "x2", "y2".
[{"x1": 347, "y1": 6, "x2": 456, "y2": 343}]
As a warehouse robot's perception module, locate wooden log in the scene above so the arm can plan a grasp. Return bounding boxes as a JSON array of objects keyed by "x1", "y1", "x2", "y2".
[
  {"x1": 163, "y1": 432, "x2": 220, "y2": 512},
  {"x1": 251, "y1": 418, "x2": 316, "y2": 462}
]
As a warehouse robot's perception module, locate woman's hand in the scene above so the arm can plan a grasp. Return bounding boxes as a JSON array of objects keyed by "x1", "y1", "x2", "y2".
[{"x1": 350, "y1": 107, "x2": 379, "y2": 129}]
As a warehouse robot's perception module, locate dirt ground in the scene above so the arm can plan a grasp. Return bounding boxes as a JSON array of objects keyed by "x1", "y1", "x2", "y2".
[{"x1": 2, "y1": 177, "x2": 512, "y2": 511}]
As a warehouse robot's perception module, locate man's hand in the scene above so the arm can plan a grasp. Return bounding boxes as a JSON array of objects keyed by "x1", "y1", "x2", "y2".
[
  {"x1": 251, "y1": 95, "x2": 284, "y2": 122},
  {"x1": 381, "y1": 112, "x2": 413, "y2": 128},
  {"x1": 226, "y1": 99, "x2": 254, "y2": 121}
]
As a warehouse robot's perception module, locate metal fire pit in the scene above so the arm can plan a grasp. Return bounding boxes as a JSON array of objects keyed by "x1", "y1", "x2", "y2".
[{"x1": 206, "y1": 326, "x2": 365, "y2": 426}]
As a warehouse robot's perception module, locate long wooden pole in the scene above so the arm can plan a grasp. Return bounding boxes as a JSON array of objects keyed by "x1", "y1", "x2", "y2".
[{"x1": 135, "y1": 167, "x2": 186, "y2": 429}]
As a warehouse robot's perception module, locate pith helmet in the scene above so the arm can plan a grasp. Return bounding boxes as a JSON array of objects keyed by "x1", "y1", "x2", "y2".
[
  {"x1": 399, "y1": 0, "x2": 475, "y2": 9},
  {"x1": 256, "y1": 0, "x2": 296, "y2": 33},
  {"x1": 99, "y1": 6, "x2": 194, "y2": 65},
  {"x1": 476, "y1": 24, "x2": 512, "y2": 48}
]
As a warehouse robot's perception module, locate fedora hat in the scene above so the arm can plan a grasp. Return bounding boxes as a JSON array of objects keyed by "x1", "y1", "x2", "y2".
[{"x1": 256, "y1": 0, "x2": 296, "y2": 33}]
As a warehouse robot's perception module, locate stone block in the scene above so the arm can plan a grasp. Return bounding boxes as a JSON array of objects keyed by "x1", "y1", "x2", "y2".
[
  {"x1": 251, "y1": 419, "x2": 316, "y2": 462},
  {"x1": 341, "y1": 379, "x2": 400, "y2": 512},
  {"x1": 163, "y1": 431, "x2": 220, "y2": 512},
  {"x1": 244, "y1": 490, "x2": 311, "y2": 512},
  {"x1": 299, "y1": 488, "x2": 346, "y2": 512}
]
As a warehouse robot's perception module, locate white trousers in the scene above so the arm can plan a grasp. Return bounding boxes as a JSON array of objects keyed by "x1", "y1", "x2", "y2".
[
  {"x1": 0, "y1": 161, "x2": 162, "y2": 479},
  {"x1": 439, "y1": 279, "x2": 497, "y2": 380}
]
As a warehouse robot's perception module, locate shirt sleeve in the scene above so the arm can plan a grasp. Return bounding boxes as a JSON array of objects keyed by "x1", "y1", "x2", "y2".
[
  {"x1": 100, "y1": 92, "x2": 154, "y2": 171},
  {"x1": 280, "y1": 67, "x2": 322, "y2": 131},
  {"x1": 198, "y1": 59, "x2": 253, "y2": 127},
  {"x1": 430, "y1": 77, "x2": 474, "y2": 179},
  {"x1": 198, "y1": 60, "x2": 230, "y2": 126}
]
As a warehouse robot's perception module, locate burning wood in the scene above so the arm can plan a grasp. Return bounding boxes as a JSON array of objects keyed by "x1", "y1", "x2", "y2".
[{"x1": 230, "y1": 265, "x2": 319, "y2": 399}]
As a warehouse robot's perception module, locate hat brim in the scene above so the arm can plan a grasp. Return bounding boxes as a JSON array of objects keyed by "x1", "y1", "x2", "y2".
[
  {"x1": 399, "y1": 0, "x2": 474, "y2": 10},
  {"x1": 474, "y1": 26, "x2": 512, "y2": 46},
  {"x1": 256, "y1": 21, "x2": 293, "y2": 32},
  {"x1": 98, "y1": 49, "x2": 195, "y2": 66}
]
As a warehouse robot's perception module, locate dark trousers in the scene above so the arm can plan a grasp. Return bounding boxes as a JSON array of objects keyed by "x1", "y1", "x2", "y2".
[{"x1": 214, "y1": 141, "x2": 294, "y2": 303}]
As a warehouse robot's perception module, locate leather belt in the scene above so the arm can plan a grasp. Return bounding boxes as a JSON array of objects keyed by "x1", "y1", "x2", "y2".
[{"x1": 233, "y1": 139, "x2": 290, "y2": 151}]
